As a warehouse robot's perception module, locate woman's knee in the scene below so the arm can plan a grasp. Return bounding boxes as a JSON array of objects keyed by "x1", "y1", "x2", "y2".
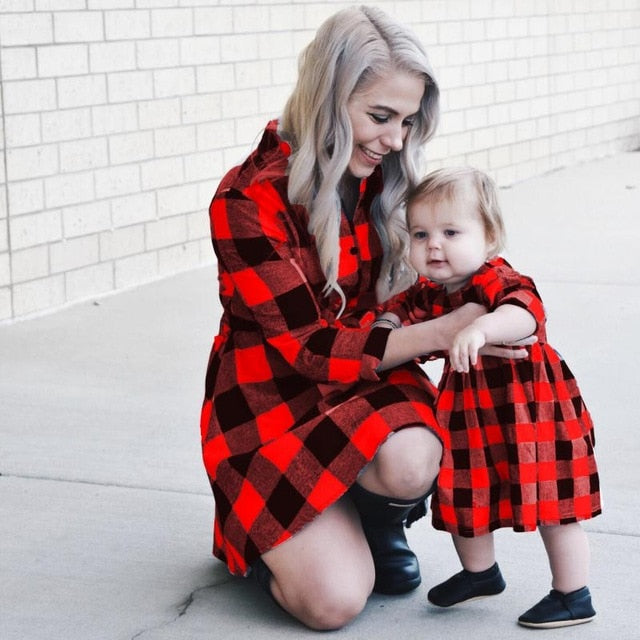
[
  {"x1": 284, "y1": 578, "x2": 368, "y2": 630},
  {"x1": 365, "y1": 427, "x2": 441, "y2": 498}
]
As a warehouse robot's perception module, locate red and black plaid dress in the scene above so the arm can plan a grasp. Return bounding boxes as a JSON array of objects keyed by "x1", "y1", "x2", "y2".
[
  {"x1": 400, "y1": 257, "x2": 601, "y2": 537},
  {"x1": 200, "y1": 121, "x2": 444, "y2": 576}
]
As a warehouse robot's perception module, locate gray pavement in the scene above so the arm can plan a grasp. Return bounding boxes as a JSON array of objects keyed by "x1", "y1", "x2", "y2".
[{"x1": 1, "y1": 151, "x2": 639, "y2": 639}]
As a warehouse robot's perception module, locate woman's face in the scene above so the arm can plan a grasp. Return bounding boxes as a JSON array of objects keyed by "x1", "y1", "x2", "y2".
[{"x1": 346, "y1": 70, "x2": 424, "y2": 179}]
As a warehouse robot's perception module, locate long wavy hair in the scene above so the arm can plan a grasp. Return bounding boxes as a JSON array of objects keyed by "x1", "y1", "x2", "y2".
[{"x1": 280, "y1": 5, "x2": 439, "y2": 308}]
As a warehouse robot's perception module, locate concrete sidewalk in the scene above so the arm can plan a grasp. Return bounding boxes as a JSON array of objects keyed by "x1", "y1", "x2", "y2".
[{"x1": 1, "y1": 152, "x2": 639, "y2": 640}]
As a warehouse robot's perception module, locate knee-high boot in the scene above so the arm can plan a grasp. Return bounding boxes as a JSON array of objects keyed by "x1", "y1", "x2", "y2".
[{"x1": 349, "y1": 482, "x2": 432, "y2": 595}]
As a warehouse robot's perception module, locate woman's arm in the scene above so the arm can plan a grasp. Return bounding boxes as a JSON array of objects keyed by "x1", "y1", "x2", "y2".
[
  {"x1": 449, "y1": 303, "x2": 536, "y2": 372},
  {"x1": 376, "y1": 303, "x2": 486, "y2": 372}
]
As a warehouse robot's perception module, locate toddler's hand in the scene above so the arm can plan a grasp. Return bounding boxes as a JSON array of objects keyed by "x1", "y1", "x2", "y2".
[{"x1": 450, "y1": 326, "x2": 486, "y2": 373}]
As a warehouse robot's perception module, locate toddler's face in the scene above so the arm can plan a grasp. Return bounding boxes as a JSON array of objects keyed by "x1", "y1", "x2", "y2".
[{"x1": 408, "y1": 190, "x2": 493, "y2": 292}]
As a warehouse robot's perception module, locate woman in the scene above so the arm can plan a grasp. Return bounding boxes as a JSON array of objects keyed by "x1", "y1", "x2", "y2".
[{"x1": 200, "y1": 6, "x2": 528, "y2": 630}]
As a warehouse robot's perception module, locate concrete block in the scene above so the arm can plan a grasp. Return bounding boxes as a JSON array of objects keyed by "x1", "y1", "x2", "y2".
[
  {"x1": 140, "y1": 156, "x2": 184, "y2": 191},
  {"x1": 100, "y1": 225, "x2": 145, "y2": 261},
  {"x1": 7, "y1": 179, "x2": 45, "y2": 217},
  {"x1": 184, "y1": 149, "x2": 223, "y2": 183},
  {"x1": 195, "y1": 63, "x2": 234, "y2": 94},
  {"x1": 12, "y1": 273, "x2": 64, "y2": 316},
  {"x1": 193, "y1": 7, "x2": 233, "y2": 35},
  {"x1": 114, "y1": 251, "x2": 158, "y2": 289},
  {"x1": 50, "y1": 235, "x2": 99, "y2": 273},
  {"x1": 219, "y1": 34, "x2": 258, "y2": 63},
  {"x1": 158, "y1": 240, "x2": 201, "y2": 275},
  {"x1": 89, "y1": 41, "x2": 137, "y2": 73},
  {"x1": 94, "y1": 165, "x2": 141, "y2": 200},
  {"x1": 38, "y1": 44, "x2": 89, "y2": 77},
  {"x1": 45, "y1": 171, "x2": 95, "y2": 209},
  {"x1": 0, "y1": 12, "x2": 53, "y2": 46},
  {"x1": 154, "y1": 124, "x2": 196, "y2": 158},
  {"x1": 107, "y1": 70, "x2": 153, "y2": 103},
  {"x1": 111, "y1": 192, "x2": 156, "y2": 228},
  {"x1": 5, "y1": 114, "x2": 42, "y2": 147},
  {"x1": 6, "y1": 144, "x2": 59, "y2": 181},
  {"x1": 42, "y1": 107, "x2": 92, "y2": 143},
  {"x1": 53, "y1": 11, "x2": 103, "y2": 43},
  {"x1": 108, "y1": 131, "x2": 154, "y2": 165},
  {"x1": 105, "y1": 10, "x2": 150, "y2": 41},
  {"x1": 65, "y1": 262, "x2": 114, "y2": 301},
  {"x1": 157, "y1": 183, "x2": 199, "y2": 218},
  {"x1": 151, "y1": 8, "x2": 193, "y2": 37},
  {"x1": 91, "y1": 103, "x2": 138, "y2": 136},
  {"x1": 3, "y1": 79, "x2": 56, "y2": 114},
  {"x1": 145, "y1": 215, "x2": 187, "y2": 251},
  {"x1": 136, "y1": 39, "x2": 180, "y2": 70},
  {"x1": 0, "y1": 46, "x2": 37, "y2": 81},
  {"x1": 10, "y1": 245, "x2": 49, "y2": 283},
  {"x1": 60, "y1": 137, "x2": 109, "y2": 173},
  {"x1": 181, "y1": 94, "x2": 221, "y2": 125},
  {"x1": 62, "y1": 200, "x2": 111, "y2": 238},
  {"x1": 138, "y1": 97, "x2": 181, "y2": 129},
  {"x1": 235, "y1": 60, "x2": 272, "y2": 89},
  {"x1": 58, "y1": 75, "x2": 107, "y2": 108},
  {"x1": 221, "y1": 89, "x2": 258, "y2": 119},
  {"x1": 179, "y1": 36, "x2": 221, "y2": 66},
  {"x1": 153, "y1": 67, "x2": 196, "y2": 98}
]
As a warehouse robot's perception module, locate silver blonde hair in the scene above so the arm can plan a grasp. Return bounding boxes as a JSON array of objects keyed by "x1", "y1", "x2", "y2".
[
  {"x1": 407, "y1": 166, "x2": 507, "y2": 255},
  {"x1": 280, "y1": 5, "x2": 439, "y2": 307}
]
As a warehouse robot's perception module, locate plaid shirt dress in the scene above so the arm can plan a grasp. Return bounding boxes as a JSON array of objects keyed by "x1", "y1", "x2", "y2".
[
  {"x1": 200, "y1": 121, "x2": 444, "y2": 576},
  {"x1": 393, "y1": 257, "x2": 601, "y2": 537}
]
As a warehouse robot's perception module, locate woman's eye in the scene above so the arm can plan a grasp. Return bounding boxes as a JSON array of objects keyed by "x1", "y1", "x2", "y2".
[
  {"x1": 369, "y1": 113, "x2": 389, "y2": 124},
  {"x1": 403, "y1": 118, "x2": 416, "y2": 128}
]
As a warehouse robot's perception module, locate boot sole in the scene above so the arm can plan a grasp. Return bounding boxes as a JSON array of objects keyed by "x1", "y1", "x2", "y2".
[
  {"x1": 374, "y1": 575, "x2": 421, "y2": 595},
  {"x1": 518, "y1": 616, "x2": 595, "y2": 629}
]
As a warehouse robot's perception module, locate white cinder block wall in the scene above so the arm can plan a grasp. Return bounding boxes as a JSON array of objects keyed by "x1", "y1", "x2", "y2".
[{"x1": 0, "y1": 1, "x2": 638, "y2": 321}]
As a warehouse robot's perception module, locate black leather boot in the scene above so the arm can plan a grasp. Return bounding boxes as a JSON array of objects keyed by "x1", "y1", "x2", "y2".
[{"x1": 349, "y1": 482, "x2": 431, "y2": 595}]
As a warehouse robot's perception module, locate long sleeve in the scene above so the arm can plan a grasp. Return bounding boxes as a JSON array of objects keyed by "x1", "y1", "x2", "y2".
[{"x1": 211, "y1": 178, "x2": 390, "y2": 384}]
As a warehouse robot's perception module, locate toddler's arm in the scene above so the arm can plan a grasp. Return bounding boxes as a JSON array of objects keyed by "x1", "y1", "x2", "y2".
[{"x1": 449, "y1": 303, "x2": 536, "y2": 373}]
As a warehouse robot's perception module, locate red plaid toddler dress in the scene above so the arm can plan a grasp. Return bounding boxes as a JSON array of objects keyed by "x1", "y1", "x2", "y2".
[
  {"x1": 200, "y1": 121, "x2": 445, "y2": 576},
  {"x1": 398, "y1": 257, "x2": 601, "y2": 537}
]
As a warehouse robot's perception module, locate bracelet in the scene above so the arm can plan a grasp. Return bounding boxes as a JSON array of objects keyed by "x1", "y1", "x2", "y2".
[{"x1": 372, "y1": 318, "x2": 400, "y2": 330}]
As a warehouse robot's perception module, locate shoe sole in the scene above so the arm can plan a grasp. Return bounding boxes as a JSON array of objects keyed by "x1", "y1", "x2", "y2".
[
  {"x1": 428, "y1": 590, "x2": 505, "y2": 608},
  {"x1": 518, "y1": 616, "x2": 595, "y2": 629}
]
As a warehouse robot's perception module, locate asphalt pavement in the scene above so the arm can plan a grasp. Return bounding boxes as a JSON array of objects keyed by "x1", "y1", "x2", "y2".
[{"x1": 1, "y1": 151, "x2": 639, "y2": 640}]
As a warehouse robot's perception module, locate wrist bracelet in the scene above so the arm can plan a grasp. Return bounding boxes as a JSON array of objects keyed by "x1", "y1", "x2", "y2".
[{"x1": 372, "y1": 318, "x2": 400, "y2": 330}]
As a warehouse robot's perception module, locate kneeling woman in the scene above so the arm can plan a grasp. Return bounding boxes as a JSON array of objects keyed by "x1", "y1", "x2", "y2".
[{"x1": 199, "y1": 6, "x2": 527, "y2": 630}]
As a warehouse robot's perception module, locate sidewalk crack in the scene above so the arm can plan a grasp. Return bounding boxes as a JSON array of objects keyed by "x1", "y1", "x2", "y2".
[{"x1": 130, "y1": 582, "x2": 219, "y2": 640}]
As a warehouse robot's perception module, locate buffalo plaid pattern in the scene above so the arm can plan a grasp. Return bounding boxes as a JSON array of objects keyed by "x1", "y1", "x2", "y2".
[
  {"x1": 200, "y1": 121, "x2": 444, "y2": 576},
  {"x1": 396, "y1": 258, "x2": 601, "y2": 536}
]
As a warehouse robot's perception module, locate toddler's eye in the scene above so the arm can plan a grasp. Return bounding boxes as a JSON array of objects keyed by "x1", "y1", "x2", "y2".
[
  {"x1": 412, "y1": 231, "x2": 427, "y2": 240},
  {"x1": 444, "y1": 229, "x2": 458, "y2": 237}
]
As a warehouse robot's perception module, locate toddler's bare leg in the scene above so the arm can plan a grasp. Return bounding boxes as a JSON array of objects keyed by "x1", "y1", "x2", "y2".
[
  {"x1": 539, "y1": 523, "x2": 590, "y2": 593},
  {"x1": 453, "y1": 532, "x2": 496, "y2": 572}
]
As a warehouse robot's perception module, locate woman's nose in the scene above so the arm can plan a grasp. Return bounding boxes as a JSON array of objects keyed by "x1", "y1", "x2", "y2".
[{"x1": 381, "y1": 123, "x2": 404, "y2": 152}]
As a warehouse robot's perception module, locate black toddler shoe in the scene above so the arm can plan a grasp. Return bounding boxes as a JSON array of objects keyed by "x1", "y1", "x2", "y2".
[
  {"x1": 427, "y1": 562, "x2": 506, "y2": 607},
  {"x1": 518, "y1": 586, "x2": 596, "y2": 628}
]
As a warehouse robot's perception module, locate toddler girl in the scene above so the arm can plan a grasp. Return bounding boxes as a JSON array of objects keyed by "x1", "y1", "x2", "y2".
[{"x1": 387, "y1": 167, "x2": 601, "y2": 628}]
